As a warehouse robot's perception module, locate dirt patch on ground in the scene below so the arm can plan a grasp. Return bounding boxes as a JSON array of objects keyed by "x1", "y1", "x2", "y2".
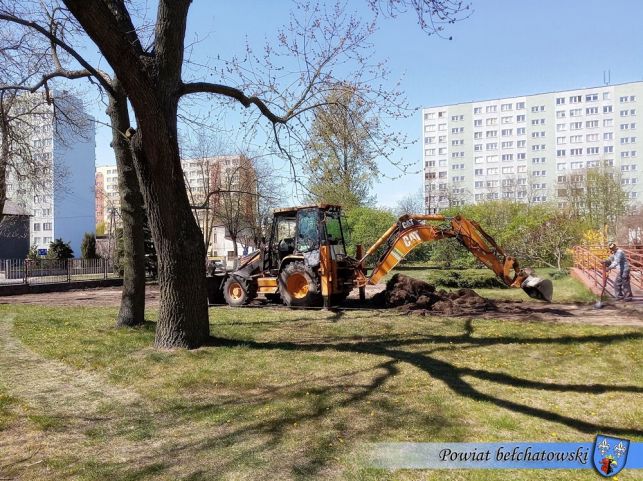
[
  {"x1": 0, "y1": 285, "x2": 161, "y2": 308},
  {"x1": 369, "y1": 273, "x2": 643, "y2": 327},
  {"x1": 372, "y1": 273, "x2": 495, "y2": 316},
  {"x1": 1, "y1": 277, "x2": 641, "y2": 327}
]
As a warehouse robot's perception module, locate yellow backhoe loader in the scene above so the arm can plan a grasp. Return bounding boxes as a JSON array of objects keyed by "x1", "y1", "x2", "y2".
[{"x1": 214, "y1": 204, "x2": 553, "y2": 307}]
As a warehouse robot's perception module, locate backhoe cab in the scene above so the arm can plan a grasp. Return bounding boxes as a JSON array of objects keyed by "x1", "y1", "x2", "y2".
[
  {"x1": 222, "y1": 205, "x2": 357, "y2": 307},
  {"x1": 219, "y1": 206, "x2": 553, "y2": 308}
]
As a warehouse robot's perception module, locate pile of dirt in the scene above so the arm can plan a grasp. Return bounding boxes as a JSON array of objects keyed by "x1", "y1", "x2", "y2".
[{"x1": 372, "y1": 273, "x2": 497, "y2": 315}]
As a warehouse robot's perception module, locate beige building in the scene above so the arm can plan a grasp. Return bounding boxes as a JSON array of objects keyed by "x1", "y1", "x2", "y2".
[
  {"x1": 95, "y1": 165, "x2": 120, "y2": 229},
  {"x1": 95, "y1": 155, "x2": 257, "y2": 264}
]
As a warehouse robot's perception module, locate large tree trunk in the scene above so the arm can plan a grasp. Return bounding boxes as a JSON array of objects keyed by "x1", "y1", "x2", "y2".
[
  {"x1": 130, "y1": 130, "x2": 209, "y2": 348},
  {"x1": 65, "y1": 0, "x2": 209, "y2": 348},
  {"x1": 107, "y1": 80, "x2": 147, "y2": 328}
]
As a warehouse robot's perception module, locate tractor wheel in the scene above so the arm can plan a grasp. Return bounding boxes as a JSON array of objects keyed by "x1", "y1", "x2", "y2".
[
  {"x1": 279, "y1": 262, "x2": 321, "y2": 307},
  {"x1": 223, "y1": 276, "x2": 256, "y2": 307}
]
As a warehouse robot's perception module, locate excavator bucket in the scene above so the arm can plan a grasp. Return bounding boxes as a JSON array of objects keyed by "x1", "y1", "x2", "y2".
[{"x1": 521, "y1": 276, "x2": 553, "y2": 302}]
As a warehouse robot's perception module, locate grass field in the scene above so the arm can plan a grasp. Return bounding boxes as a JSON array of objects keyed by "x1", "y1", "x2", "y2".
[{"x1": 0, "y1": 287, "x2": 641, "y2": 480}]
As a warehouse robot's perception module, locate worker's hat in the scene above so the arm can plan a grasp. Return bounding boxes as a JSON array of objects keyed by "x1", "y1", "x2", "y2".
[{"x1": 608, "y1": 242, "x2": 617, "y2": 250}]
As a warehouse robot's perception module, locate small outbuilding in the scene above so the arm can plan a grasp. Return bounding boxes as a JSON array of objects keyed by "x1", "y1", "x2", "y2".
[{"x1": 0, "y1": 200, "x2": 30, "y2": 258}]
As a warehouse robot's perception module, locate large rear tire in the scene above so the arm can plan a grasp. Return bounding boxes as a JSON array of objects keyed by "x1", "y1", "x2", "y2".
[
  {"x1": 279, "y1": 261, "x2": 322, "y2": 307},
  {"x1": 223, "y1": 276, "x2": 257, "y2": 307}
]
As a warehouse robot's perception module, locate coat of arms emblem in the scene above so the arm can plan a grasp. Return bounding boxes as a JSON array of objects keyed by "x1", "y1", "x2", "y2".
[{"x1": 593, "y1": 435, "x2": 630, "y2": 477}]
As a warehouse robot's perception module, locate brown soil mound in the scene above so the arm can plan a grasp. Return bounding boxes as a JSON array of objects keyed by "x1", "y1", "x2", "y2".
[{"x1": 372, "y1": 273, "x2": 497, "y2": 315}]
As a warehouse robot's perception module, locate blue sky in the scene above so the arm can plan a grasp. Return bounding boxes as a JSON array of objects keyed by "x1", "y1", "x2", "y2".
[{"x1": 92, "y1": 0, "x2": 643, "y2": 208}]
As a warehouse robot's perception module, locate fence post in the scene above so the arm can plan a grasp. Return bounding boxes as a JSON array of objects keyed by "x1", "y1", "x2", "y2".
[
  {"x1": 23, "y1": 260, "x2": 28, "y2": 285},
  {"x1": 66, "y1": 260, "x2": 71, "y2": 282}
]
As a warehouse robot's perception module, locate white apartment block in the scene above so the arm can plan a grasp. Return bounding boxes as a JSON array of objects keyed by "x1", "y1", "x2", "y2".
[
  {"x1": 422, "y1": 81, "x2": 643, "y2": 213},
  {"x1": 5, "y1": 92, "x2": 95, "y2": 256}
]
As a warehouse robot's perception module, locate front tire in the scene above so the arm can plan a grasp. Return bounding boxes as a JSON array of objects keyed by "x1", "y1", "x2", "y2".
[
  {"x1": 279, "y1": 262, "x2": 321, "y2": 307},
  {"x1": 223, "y1": 276, "x2": 256, "y2": 307}
]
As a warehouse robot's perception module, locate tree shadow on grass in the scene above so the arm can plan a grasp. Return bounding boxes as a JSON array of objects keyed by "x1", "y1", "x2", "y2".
[
  {"x1": 92, "y1": 322, "x2": 642, "y2": 480},
  {"x1": 207, "y1": 328, "x2": 643, "y2": 437}
]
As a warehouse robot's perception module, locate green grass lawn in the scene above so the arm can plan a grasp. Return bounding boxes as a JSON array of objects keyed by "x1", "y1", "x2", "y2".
[{"x1": 0, "y1": 301, "x2": 641, "y2": 481}]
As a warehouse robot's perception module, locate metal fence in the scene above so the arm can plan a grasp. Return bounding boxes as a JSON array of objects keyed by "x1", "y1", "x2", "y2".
[
  {"x1": 0, "y1": 258, "x2": 118, "y2": 285},
  {"x1": 573, "y1": 244, "x2": 643, "y2": 295}
]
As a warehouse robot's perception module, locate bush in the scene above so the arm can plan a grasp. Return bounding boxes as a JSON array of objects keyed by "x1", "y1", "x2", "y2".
[
  {"x1": 423, "y1": 270, "x2": 507, "y2": 289},
  {"x1": 81, "y1": 232, "x2": 98, "y2": 259},
  {"x1": 46, "y1": 239, "x2": 74, "y2": 260},
  {"x1": 549, "y1": 270, "x2": 569, "y2": 280}
]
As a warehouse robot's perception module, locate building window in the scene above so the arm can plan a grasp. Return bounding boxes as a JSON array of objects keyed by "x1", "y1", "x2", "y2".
[
  {"x1": 556, "y1": 97, "x2": 565, "y2": 105},
  {"x1": 33, "y1": 223, "x2": 40, "y2": 231},
  {"x1": 603, "y1": 105, "x2": 613, "y2": 113},
  {"x1": 43, "y1": 222, "x2": 52, "y2": 231},
  {"x1": 569, "y1": 95, "x2": 582, "y2": 103},
  {"x1": 585, "y1": 93, "x2": 598, "y2": 102}
]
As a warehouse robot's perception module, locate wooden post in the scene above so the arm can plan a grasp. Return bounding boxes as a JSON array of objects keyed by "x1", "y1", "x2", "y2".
[{"x1": 356, "y1": 244, "x2": 366, "y2": 302}]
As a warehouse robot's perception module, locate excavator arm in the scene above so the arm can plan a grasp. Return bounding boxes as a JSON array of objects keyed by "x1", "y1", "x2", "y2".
[{"x1": 355, "y1": 214, "x2": 553, "y2": 302}]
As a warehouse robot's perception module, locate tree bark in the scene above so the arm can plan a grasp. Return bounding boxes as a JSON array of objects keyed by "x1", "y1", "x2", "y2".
[
  {"x1": 0, "y1": 93, "x2": 9, "y2": 225},
  {"x1": 107, "y1": 80, "x2": 147, "y2": 328},
  {"x1": 64, "y1": 0, "x2": 209, "y2": 348}
]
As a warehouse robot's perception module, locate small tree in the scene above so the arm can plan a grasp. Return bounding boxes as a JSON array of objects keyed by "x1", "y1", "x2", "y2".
[
  {"x1": 114, "y1": 218, "x2": 157, "y2": 278},
  {"x1": 344, "y1": 206, "x2": 396, "y2": 264},
  {"x1": 80, "y1": 232, "x2": 97, "y2": 259},
  {"x1": 26, "y1": 244, "x2": 39, "y2": 260},
  {"x1": 46, "y1": 238, "x2": 73, "y2": 260}
]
